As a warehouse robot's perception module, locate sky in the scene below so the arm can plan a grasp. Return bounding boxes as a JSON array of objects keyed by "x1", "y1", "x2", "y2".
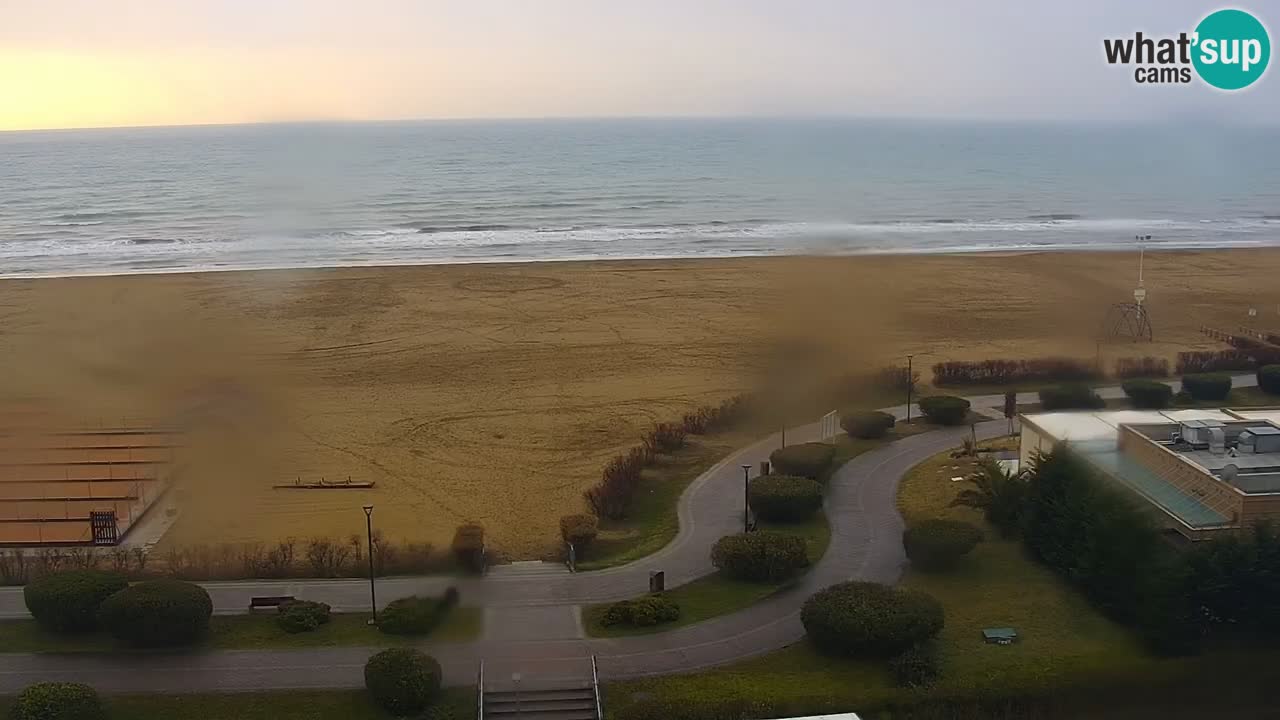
[{"x1": 1, "y1": 0, "x2": 1277, "y2": 131}]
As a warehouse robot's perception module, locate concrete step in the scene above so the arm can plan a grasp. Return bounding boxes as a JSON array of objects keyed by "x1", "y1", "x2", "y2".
[
  {"x1": 487, "y1": 560, "x2": 573, "y2": 578},
  {"x1": 484, "y1": 687, "x2": 597, "y2": 719}
]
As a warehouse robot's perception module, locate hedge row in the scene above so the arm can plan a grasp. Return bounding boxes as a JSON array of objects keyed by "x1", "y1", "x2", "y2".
[
  {"x1": 932, "y1": 357, "x2": 1099, "y2": 386},
  {"x1": 585, "y1": 394, "x2": 752, "y2": 520},
  {"x1": 711, "y1": 532, "x2": 810, "y2": 582},
  {"x1": 748, "y1": 475, "x2": 824, "y2": 522},
  {"x1": 601, "y1": 594, "x2": 680, "y2": 628},
  {"x1": 1176, "y1": 350, "x2": 1258, "y2": 374},
  {"x1": 769, "y1": 442, "x2": 835, "y2": 480},
  {"x1": 378, "y1": 590, "x2": 459, "y2": 636},
  {"x1": 1114, "y1": 356, "x2": 1170, "y2": 379}
]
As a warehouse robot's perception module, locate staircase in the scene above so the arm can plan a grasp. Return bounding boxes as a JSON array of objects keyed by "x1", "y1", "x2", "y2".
[
  {"x1": 479, "y1": 657, "x2": 602, "y2": 720},
  {"x1": 485, "y1": 560, "x2": 574, "y2": 579}
]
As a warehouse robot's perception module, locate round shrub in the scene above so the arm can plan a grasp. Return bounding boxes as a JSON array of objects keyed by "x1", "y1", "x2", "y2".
[
  {"x1": 276, "y1": 600, "x2": 331, "y2": 634},
  {"x1": 903, "y1": 519, "x2": 984, "y2": 572},
  {"x1": 559, "y1": 514, "x2": 599, "y2": 555},
  {"x1": 1173, "y1": 389, "x2": 1194, "y2": 406},
  {"x1": 600, "y1": 594, "x2": 680, "y2": 628},
  {"x1": 8, "y1": 682, "x2": 105, "y2": 720},
  {"x1": 917, "y1": 396, "x2": 970, "y2": 426},
  {"x1": 769, "y1": 442, "x2": 835, "y2": 479},
  {"x1": 364, "y1": 648, "x2": 442, "y2": 715},
  {"x1": 840, "y1": 410, "x2": 896, "y2": 439},
  {"x1": 889, "y1": 643, "x2": 940, "y2": 688},
  {"x1": 379, "y1": 595, "x2": 448, "y2": 636},
  {"x1": 23, "y1": 570, "x2": 128, "y2": 634},
  {"x1": 1038, "y1": 384, "x2": 1104, "y2": 411},
  {"x1": 1259, "y1": 365, "x2": 1280, "y2": 395},
  {"x1": 800, "y1": 581, "x2": 944, "y2": 657},
  {"x1": 748, "y1": 475, "x2": 823, "y2": 522},
  {"x1": 1182, "y1": 373, "x2": 1232, "y2": 401},
  {"x1": 1122, "y1": 379, "x2": 1174, "y2": 409},
  {"x1": 710, "y1": 532, "x2": 810, "y2": 583},
  {"x1": 97, "y1": 579, "x2": 211, "y2": 647}
]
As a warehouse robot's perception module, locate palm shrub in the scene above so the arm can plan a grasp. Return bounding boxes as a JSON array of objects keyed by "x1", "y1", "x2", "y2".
[
  {"x1": 769, "y1": 442, "x2": 835, "y2": 479},
  {"x1": 950, "y1": 458, "x2": 1027, "y2": 536},
  {"x1": 917, "y1": 396, "x2": 970, "y2": 425},
  {"x1": 711, "y1": 532, "x2": 810, "y2": 582},
  {"x1": 800, "y1": 581, "x2": 944, "y2": 657},
  {"x1": 840, "y1": 410, "x2": 895, "y2": 439},
  {"x1": 364, "y1": 648, "x2": 441, "y2": 715},
  {"x1": 903, "y1": 519, "x2": 983, "y2": 571},
  {"x1": 8, "y1": 682, "x2": 105, "y2": 720},
  {"x1": 23, "y1": 570, "x2": 127, "y2": 633},
  {"x1": 1038, "y1": 384, "x2": 1105, "y2": 411},
  {"x1": 1259, "y1": 365, "x2": 1280, "y2": 395},
  {"x1": 1181, "y1": 373, "x2": 1232, "y2": 401},
  {"x1": 747, "y1": 475, "x2": 823, "y2": 522},
  {"x1": 276, "y1": 600, "x2": 331, "y2": 634},
  {"x1": 1122, "y1": 379, "x2": 1174, "y2": 409},
  {"x1": 98, "y1": 579, "x2": 212, "y2": 647}
]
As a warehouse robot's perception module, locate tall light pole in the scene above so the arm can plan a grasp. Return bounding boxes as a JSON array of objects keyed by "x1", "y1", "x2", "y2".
[
  {"x1": 905, "y1": 354, "x2": 914, "y2": 424},
  {"x1": 363, "y1": 504, "x2": 377, "y2": 624},
  {"x1": 741, "y1": 464, "x2": 752, "y2": 533}
]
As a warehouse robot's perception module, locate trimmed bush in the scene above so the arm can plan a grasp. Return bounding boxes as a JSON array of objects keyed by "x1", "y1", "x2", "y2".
[
  {"x1": 276, "y1": 599, "x2": 331, "y2": 634},
  {"x1": 378, "y1": 595, "x2": 451, "y2": 636},
  {"x1": 364, "y1": 648, "x2": 442, "y2": 715},
  {"x1": 889, "y1": 643, "x2": 940, "y2": 688},
  {"x1": 748, "y1": 475, "x2": 823, "y2": 522},
  {"x1": 1182, "y1": 373, "x2": 1232, "y2": 402},
  {"x1": 1260, "y1": 365, "x2": 1280, "y2": 395},
  {"x1": 840, "y1": 410, "x2": 896, "y2": 439},
  {"x1": 8, "y1": 682, "x2": 105, "y2": 720},
  {"x1": 769, "y1": 442, "x2": 835, "y2": 479},
  {"x1": 903, "y1": 519, "x2": 983, "y2": 572},
  {"x1": 600, "y1": 594, "x2": 680, "y2": 627},
  {"x1": 1038, "y1": 384, "x2": 1105, "y2": 411},
  {"x1": 1173, "y1": 390, "x2": 1194, "y2": 406},
  {"x1": 451, "y1": 524, "x2": 485, "y2": 572},
  {"x1": 559, "y1": 514, "x2": 599, "y2": 556},
  {"x1": 800, "y1": 581, "x2": 944, "y2": 657},
  {"x1": 917, "y1": 395, "x2": 970, "y2": 426},
  {"x1": 23, "y1": 570, "x2": 128, "y2": 634},
  {"x1": 1122, "y1": 379, "x2": 1174, "y2": 409},
  {"x1": 711, "y1": 532, "x2": 810, "y2": 583},
  {"x1": 98, "y1": 580, "x2": 211, "y2": 647}
]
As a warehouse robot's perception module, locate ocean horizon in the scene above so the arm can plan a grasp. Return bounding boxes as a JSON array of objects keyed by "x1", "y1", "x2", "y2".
[{"x1": 2, "y1": 117, "x2": 1279, "y2": 278}]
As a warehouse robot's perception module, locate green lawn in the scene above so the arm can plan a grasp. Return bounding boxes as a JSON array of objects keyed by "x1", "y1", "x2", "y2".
[
  {"x1": 0, "y1": 606, "x2": 482, "y2": 654},
  {"x1": 583, "y1": 512, "x2": 830, "y2": 638},
  {"x1": 601, "y1": 443, "x2": 1180, "y2": 718},
  {"x1": 0, "y1": 688, "x2": 475, "y2": 720}
]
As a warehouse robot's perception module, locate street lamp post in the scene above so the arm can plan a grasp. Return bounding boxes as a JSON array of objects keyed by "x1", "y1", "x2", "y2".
[
  {"x1": 906, "y1": 354, "x2": 914, "y2": 424},
  {"x1": 363, "y1": 504, "x2": 377, "y2": 624},
  {"x1": 741, "y1": 464, "x2": 752, "y2": 533}
]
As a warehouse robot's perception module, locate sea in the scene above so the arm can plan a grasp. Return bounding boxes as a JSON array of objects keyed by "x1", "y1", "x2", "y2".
[{"x1": 2, "y1": 118, "x2": 1279, "y2": 278}]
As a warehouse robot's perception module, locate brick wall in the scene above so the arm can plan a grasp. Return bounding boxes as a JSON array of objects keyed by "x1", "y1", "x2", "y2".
[{"x1": 1117, "y1": 426, "x2": 1243, "y2": 528}]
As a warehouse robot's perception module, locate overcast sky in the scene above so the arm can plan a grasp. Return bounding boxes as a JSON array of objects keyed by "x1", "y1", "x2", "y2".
[{"x1": 1, "y1": 0, "x2": 1276, "y2": 130}]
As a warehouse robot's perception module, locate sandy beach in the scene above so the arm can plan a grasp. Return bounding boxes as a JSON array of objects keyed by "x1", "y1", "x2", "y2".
[{"x1": 1, "y1": 249, "x2": 1277, "y2": 558}]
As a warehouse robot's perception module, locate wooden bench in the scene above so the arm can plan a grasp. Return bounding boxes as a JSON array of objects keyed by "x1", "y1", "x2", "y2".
[{"x1": 249, "y1": 595, "x2": 295, "y2": 612}]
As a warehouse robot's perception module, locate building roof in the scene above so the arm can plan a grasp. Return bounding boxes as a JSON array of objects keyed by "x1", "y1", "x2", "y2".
[
  {"x1": 1021, "y1": 409, "x2": 1237, "y2": 447},
  {"x1": 1077, "y1": 446, "x2": 1232, "y2": 529}
]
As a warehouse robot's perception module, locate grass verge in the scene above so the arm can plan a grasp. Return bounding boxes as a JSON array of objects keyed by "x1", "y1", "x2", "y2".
[
  {"x1": 0, "y1": 606, "x2": 482, "y2": 654},
  {"x1": 583, "y1": 512, "x2": 831, "y2": 638},
  {"x1": 0, "y1": 688, "x2": 475, "y2": 720}
]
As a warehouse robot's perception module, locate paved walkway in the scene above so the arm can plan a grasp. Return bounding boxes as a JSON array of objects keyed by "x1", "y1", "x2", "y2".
[{"x1": 0, "y1": 374, "x2": 1261, "y2": 693}]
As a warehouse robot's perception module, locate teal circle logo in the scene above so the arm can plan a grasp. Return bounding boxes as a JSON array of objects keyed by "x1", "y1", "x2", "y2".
[{"x1": 1192, "y1": 9, "x2": 1270, "y2": 90}]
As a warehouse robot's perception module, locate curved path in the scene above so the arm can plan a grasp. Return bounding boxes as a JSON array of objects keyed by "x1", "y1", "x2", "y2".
[{"x1": 0, "y1": 375, "x2": 1259, "y2": 693}]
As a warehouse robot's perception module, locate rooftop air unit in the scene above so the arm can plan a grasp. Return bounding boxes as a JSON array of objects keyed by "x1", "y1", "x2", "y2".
[
  {"x1": 1239, "y1": 426, "x2": 1280, "y2": 454},
  {"x1": 1180, "y1": 419, "x2": 1226, "y2": 447},
  {"x1": 1208, "y1": 427, "x2": 1226, "y2": 455}
]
